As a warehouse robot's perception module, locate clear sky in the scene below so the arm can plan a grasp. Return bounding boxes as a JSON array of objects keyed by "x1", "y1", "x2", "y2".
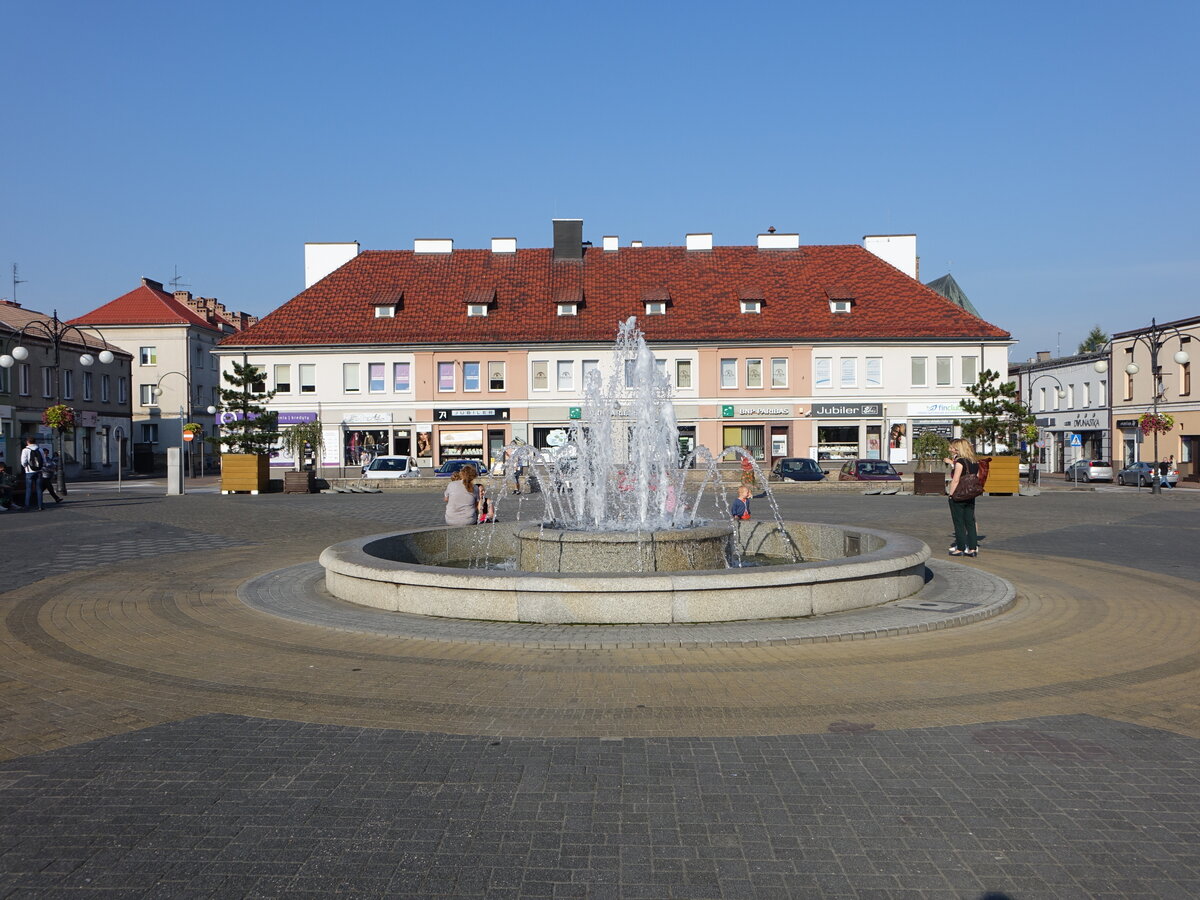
[{"x1": 3, "y1": 1, "x2": 1197, "y2": 361}]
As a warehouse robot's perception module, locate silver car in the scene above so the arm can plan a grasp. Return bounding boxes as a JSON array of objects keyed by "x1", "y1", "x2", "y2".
[
  {"x1": 1064, "y1": 459, "x2": 1113, "y2": 482},
  {"x1": 1116, "y1": 461, "x2": 1179, "y2": 487}
]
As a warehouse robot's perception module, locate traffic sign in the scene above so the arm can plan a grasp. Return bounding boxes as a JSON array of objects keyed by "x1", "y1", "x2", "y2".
[
  {"x1": 183, "y1": 432, "x2": 195, "y2": 442},
  {"x1": 1068, "y1": 433, "x2": 1082, "y2": 447}
]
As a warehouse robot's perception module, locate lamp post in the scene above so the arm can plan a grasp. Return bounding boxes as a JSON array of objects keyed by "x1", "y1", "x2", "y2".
[
  {"x1": 1095, "y1": 318, "x2": 1191, "y2": 495},
  {"x1": 0, "y1": 311, "x2": 115, "y2": 496},
  {"x1": 154, "y1": 370, "x2": 192, "y2": 492},
  {"x1": 1021, "y1": 373, "x2": 1067, "y2": 484}
]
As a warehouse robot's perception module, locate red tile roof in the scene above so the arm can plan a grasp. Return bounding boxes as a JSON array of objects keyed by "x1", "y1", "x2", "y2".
[
  {"x1": 221, "y1": 244, "x2": 1011, "y2": 348},
  {"x1": 71, "y1": 282, "x2": 219, "y2": 330}
]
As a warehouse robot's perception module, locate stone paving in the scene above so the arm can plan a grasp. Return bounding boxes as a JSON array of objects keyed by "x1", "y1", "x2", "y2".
[{"x1": 1, "y1": 484, "x2": 1198, "y2": 897}]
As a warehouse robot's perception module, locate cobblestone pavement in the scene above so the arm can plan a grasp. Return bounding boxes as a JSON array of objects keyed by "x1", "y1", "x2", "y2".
[{"x1": 1, "y1": 485, "x2": 1199, "y2": 897}]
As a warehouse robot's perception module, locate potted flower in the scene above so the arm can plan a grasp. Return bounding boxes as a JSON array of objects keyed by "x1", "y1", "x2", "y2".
[
  {"x1": 280, "y1": 420, "x2": 325, "y2": 493},
  {"x1": 912, "y1": 430, "x2": 950, "y2": 494}
]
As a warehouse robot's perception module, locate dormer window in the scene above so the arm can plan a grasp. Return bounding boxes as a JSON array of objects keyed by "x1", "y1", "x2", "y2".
[
  {"x1": 825, "y1": 285, "x2": 855, "y2": 314},
  {"x1": 467, "y1": 304, "x2": 489, "y2": 317},
  {"x1": 645, "y1": 301, "x2": 666, "y2": 316},
  {"x1": 374, "y1": 305, "x2": 396, "y2": 318},
  {"x1": 464, "y1": 286, "x2": 495, "y2": 318},
  {"x1": 642, "y1": 287, "x2": 669, "y2": 316},
  {"x1": 830, "y1": 300, "x2": 852, "y2": 314},
  {"x1": 740, "y1": 300, "x2": 762, "y2": 314},
  {"x1": 557, "y1": 303, "x2": 578, "y2": 316}
]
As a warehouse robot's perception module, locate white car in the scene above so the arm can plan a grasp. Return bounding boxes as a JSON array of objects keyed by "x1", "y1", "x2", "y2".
[{"x1": 361, "y1": 456, "x2": 421, "y2": 478}]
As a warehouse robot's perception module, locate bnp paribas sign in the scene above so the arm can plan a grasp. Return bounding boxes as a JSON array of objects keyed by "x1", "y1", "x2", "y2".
[{"x1": 812, "y1": 403, "x2": 883, "y2": 418}]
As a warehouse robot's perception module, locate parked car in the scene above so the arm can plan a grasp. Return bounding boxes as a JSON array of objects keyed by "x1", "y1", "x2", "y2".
[
  {"x1": 433, "y1": 459, "x2": 486, "y2": 478},
  {"x1": 361, "y1": 456, "x2": 421, "y2": 478},
  {"x1": 772, "y1": 457, "x2": 827, "y2": 482},
  {"x1": 1064, "y1": 459, "x2": 1114, "y2": 482},
  {"x1": 838, "y1": 459, "x2": 901, "y2": 482},
  {"x1": 1116, "y1": 461, "x2": 1179, "y2": 487}
]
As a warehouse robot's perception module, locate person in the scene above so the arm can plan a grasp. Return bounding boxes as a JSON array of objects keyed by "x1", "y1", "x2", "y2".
[
  {"x1": 730, "y1": 484, "x2": 752, "y2": 520},
  {"x1": 40, "y1": 450, "x2": 64, "y2": 504},
  {"x1": 944, "y1": 438, "x2": 981, "y2": 557},
  {"x1": 1160, "y1": 455, "x2": 1174, "y2": 488},
  {"x1": 443, "y1": 463, "x2": 482, "y2": 526},
  {"x1": 19, "y1": 437, "x2": 45, "y2": 512},
  {"x1": 509, "y1": 450, "x2": 523, "y2": 495},
  {"x1": 0, "y1": 462, "x2": 20, "y2": 510}
]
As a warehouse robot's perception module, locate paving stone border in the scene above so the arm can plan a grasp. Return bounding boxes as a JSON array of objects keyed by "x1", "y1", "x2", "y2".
[{"x1": 240, "y1": 558, "x2": 1014, "y2": 649}]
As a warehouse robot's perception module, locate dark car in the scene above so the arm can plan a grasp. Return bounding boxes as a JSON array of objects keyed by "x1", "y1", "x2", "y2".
[
  {"x1": 1116, "y1": 461, "x2": 1178, "y2": 487},
  {"x1": 772, "y1": 457, "x2": 826, "y2": 482},
  {"x1": 434, "y1": 459, "x2": 486, "y2": 478},
  {"x1": 838, "y1": 459, "x2": 901, "y2": 482}
]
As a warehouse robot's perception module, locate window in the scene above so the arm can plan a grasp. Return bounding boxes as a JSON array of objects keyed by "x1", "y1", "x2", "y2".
[
  {"x1": 62, "y1": 369, "x2": 74, "y2": 400},
  {"x1": 1055, "y1": 386, "x2": 1063, "y2": 410},
  {"x1": 368, "y1": 363, "x2": 386, "y2": 392},
  {"x1": 675, "y1": 360, "x2": 693, "y2": 389},
  {"x1": 961, "y1": 356, "x2": 979, "y2": 386},
  {"x1": 815, "y1": 357, "x2": 832, "y2": 389},
  {"x1": 0, "y1": 366, "x2": 7, "y2": 393},
  {"x1": 274, "y1": 364, "x2": 291, "y2": 393},
  {"x1": 740, "y1": 300, "x2": 761, "y2": 314},
  {"x1": 720, "y1": 358, "x2": 737, "y2": 388},
  {"x1": 1124, "y1": 371, "x2": 1133, "y2": 401},
  {"x1": 624, "y1": 360, "x2": 636, "y2": 388},
  {"x1": 140, "y1": 423, "x2": 159, "y2": 443},
  {"x1": 936, "y1": 357, "x2": 952, "y2": 386},
  {"x1": 644, "y1": 301, "x2": 666, "y2": 316},
  {"x1": 581, "y1": 360, "x2": 599, "y2": 388},
  {"x1": 374, "y1": 305, "x2": 395, "y2": 318},
  {"x1": 344, "y1": 363, "x2": 361, "y2": 393},
  {"x1": 866, "y1": 357, "x2": 882, "y2": 388},
  {"x1": 464, "y1": 362, "x2": 481, "y2": 392},
  {"x1": 488, "y1": 361, "x2": 505, "y2": 391},
  {"x1": 437, "y1": 361, "x2": 454, "y2": 392},
  {"x1": 118, "y1": 377, "x2": 128, "y2": 404},
  {"x1": 1181, "y1": 362, "x2": 1191, "y2": 396},
  {"x1": 41, "y1": 367, "x2": 53, "y2": 398},
  {"x1": 1067, "y1": 384, "x2": 1075, "y2": 407},
  {"x1": 250, "y1": 367, "x2": 266, "y2": 392},
  {"x1": 556, "y1": 360, "x2": 573, "y2": 391},
  {"x1": 139, "y1": 346, "x2": 157, "y2": 366},
  {"x1": 299, "y1": 364, "x2": 316, "y2": 394},
  {"x1": 18, "y1": 364, "x2": 30, "y2": 396},
  {"x1": 830, "y1": 300, "x2": 851, "y2": 314},
  {"x1": 393, "y1": 362, "x2": 410, "y2": 392},
  {"x1": 100, "y1": 374, "x2": 110, "y2": 402},
  {"x1": 770, "y1": 358, "x2": 787, "y2": 388},
  {"x1": 139, "y1": 384, "x2": 156, "y2": 405},
  {"x1": 911, "y1": 357, "x2": 927, "y2": 387},
  {"x1": 1083, "y1": 382, "x2": 1091, "y2": 407},
  {"x1": 746, "y1": 359, "x2": 763, "y2": 389},
  {"x1": 467, "y1": 304, "x2": 489, "y2": 317},
  {"x1": 531, "y1": 361, "x2": 549, "y2": 390},
  {"x1": 840, "y1": 357, "x2": 857, "y2": 388},
  {"x1": 1039, "y1": 387, "x2": 1046, "y2": 412},
  {"x1": 557, "y1": 303, "x2": 578, "y2": 316}
]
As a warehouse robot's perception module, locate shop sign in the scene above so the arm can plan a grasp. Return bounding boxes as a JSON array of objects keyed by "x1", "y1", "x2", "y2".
[
  {"x1": 912, "y1": 420, "x2": 953, "y2": 439},
  {"x1": 569, "y1": 407, "x2": 581, "y2": 419},
  {"x1": 812, "y1": 403, "x2": 882, "y2": 418},
  {"x1": 1062, "y1": 415, "x2": 1102, "y2": 429},
  {"x1": 79, "y1": 410, "x2": 99, "y2": 427},
  {"x1": 440, "y1": 430, "x2": 484, "y2": 444},
  {"x1": 1116, "y1": 419, "x2": 1139, "y2": 429},
  {"x1": 220, "y1": 410, "x2": 318, "y2": 426},
  {"x1": 435, "y1": 407, "x2": 510, "y2": 422},
  {"x1": 340, "y1": 411, "x2": 391, "y2": 424},
  {"x1": 721, "y1": 405, "x2": 734, "y2": 417},
  {"x1": 732, "y1": 406, "x2": 791, "y2": 417},
  {"x1": 908, "y1": 401, "x2": 964, "y2": 416}
]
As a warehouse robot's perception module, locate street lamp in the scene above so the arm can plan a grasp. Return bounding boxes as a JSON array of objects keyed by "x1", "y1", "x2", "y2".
[
  {"x1": 0, "y1": 311, "x2": 116, "y2": 496},
  {"x1": 1021, "y1": 373, "x2": 1067, "y2": 484},
  {"x1": 1094, "y1": 318, "x2": 1191, "y2": 494},
  {"x1": 154, "y1": 370, "x2": 191, "y2": 493}
]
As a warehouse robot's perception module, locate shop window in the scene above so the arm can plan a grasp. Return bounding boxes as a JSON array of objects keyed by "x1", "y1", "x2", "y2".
[
  {"x1": 771, "y1": 358, "x2": 787, "y2": 388},
  {"x1": 140, "y1": 346, "x2": 156, "y2": 366},
  {"x1": 722, "y1": 425, "x2": 764, "y2": 460},
  {"x1": 299, "y1": 364, "x2": 316, "y2": 393},
  {"x1": 961, "y1": 356, "x2": 978, "y2": 386},
  {"x1": 557, "y1": 360, "x2": 573, "y2": 391},
  {"x1": 815, "y1": 358, "x2": 831, "y2": 389},
  {"x1": 464, "y1": 362, "x2": 481, "y2": 392},
  {"x1": 839, "y1": 358, "x2": 857, "y2": 388},
  {"x1": 746, "y1": 359, "x2": 763, "y2": 389},
  {"x1": 344, "y1": 363, "x2": 361, "y2": 393},
  {"x1": 818, "y1": 425, "x2": 859, "y2": 461},
  {"x1": 531, "y1": 360, "x2": 549, "y2": 390},
  {"x1": 393, "y1": 362, "x2": 410, "y2": 392},
  {"x1": 866, "y1": 357, "x2": 882, "y2": 388},
  {"x1": 274, "y1": 364, "x2": 291, "y2": 394},
  {"x1": 582, "y1": 359, "x2": 599, "y2": 388},
  {"x1": 345, "y1": 429, "x2": 388, "y2": 467},
  {"x1": 911, "y1": 357, "x2": 927, "y2": 387},
  {"x1": 437, "y1": 362, "x2": 455, "y2": 392},
  {"x1": 720, "y1": 358, "x2": 737, "y2": 389},
  {"x1": 438, "y1": 429, "x2": 484, "y2": 461},
  {"x1": 676, "y1": 359, "x2": 693, "y2": 389},
  {"x1": 488, "y1": 361, "x2": 505, "y2": 391},
  {"x1": 369, "y1": 363, "x2": 386, "y2": 392},
  {"x1": 936, "y1": 357, "x2": 952, "y2": 386}
]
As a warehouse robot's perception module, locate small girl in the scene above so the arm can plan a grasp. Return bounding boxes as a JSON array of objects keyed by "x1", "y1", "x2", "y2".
[{"x1": 730, "y1": 484, "x2": 752, "y2": 520}]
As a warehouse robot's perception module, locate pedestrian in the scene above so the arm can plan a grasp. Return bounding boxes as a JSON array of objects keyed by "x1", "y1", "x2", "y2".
[
  {"x1": 0, "y1": 462, "x2": 20, "y2": 510},
  {"x1": 443, "y1": 464, "x2": 482, "y2": 526},
  {"x1": 19, "y1": 436, "x2": 45, "y2": 512},
  {"x1": 1160, "y1": 455, "x2": 1174, "y2": 489},
  {"x1": 944, "y1": 438, "x2": 982, "y2": 557},
  {"x1": 730, "y1": 484, "x2": 752, "y2": 520},
  {"x1": 40, "y1": 450, "x2": 64, "y2": 504}
]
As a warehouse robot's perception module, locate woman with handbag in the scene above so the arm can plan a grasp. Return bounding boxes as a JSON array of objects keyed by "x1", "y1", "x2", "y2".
[{"x1": 944, "y1": 438, "x2": 983, "y2": 558}]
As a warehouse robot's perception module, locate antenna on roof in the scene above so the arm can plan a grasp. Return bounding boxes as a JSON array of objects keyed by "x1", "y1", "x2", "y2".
[
  {"x1": 169, "y1": 265, "x2": 190, "y2": 291},
  {"x1": 12, "y1": 264, "x2": 27, "y2": 303}
]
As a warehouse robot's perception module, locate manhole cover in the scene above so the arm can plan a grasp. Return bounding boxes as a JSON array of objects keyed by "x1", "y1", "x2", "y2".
[{"x1": 896, "y1": 600, "x2": 981, "y2": 613}]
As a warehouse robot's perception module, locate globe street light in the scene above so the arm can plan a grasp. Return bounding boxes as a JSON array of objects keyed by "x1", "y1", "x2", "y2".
[
  {"x1": 1, "y1": 311, "x2": 116, "y2": 496},
  {"x1": 1094, "y1": 318, "x2": 1191, "y2": 494}
]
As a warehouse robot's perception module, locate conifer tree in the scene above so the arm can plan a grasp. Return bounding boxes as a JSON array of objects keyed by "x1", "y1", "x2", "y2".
[
  {"x1": 1078, "y1": 325, "x2": 1109, "y2": 354},
  {"x1": 955, "y1": 369, "x2": 1034, "y2": 454},
  {"x1": 209, "y1": 360, "x2": 280, "y2": 455}
]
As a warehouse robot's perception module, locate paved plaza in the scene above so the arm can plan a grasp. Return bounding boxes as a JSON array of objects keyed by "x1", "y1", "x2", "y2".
[{"x1": 1, "y1": 482, "x2": 1199, "y2": 897}]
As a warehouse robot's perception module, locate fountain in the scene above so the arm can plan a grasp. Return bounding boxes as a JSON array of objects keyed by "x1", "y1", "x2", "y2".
[{"x1": 320, "y1": 318, "x2": 930, "y2": 624}]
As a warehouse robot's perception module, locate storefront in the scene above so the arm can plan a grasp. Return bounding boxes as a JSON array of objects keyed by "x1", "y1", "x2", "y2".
[
  {"x1": 1043, "y1": 412, "x2": 1108, "y2": 470},
  {"x1": 434, "y1": 407, "x2": 510, "y2": 467},
  {"x1": 341, "y1": 412, "x2": 414, "y2": 469},
  {"x1": 811, "y1": 403, "x2": 882, "y2": 461},
  {"x1": 719, "y1": 404, "x2": 791, "y2": 462}
]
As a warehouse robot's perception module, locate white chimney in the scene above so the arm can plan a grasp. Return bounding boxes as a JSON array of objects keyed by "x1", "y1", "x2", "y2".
[
  {"x1": 630, "y1": 240, "x2": 643, "y2": 248},
  {"x1": 414, "y1": 238, "x2": 453, "y2": 254},
  {"x1": 602, "y1": 235, "x2": 619, "y2": 252},
  {"x1": 863, "y1": 234, "x2": 918, "y2": 279},
  {"x1": 491, "y1": 237, "x2": 517, "y2": 254},
  {"x1": 304, "y1": 242, "x2": 360, "y2": 289},
  {"x1": 686, "y1": 233, "x2": 713, "y2": 251},
  {"x1": 757, "y1": 232, "x2": 800, "y2": 250}
]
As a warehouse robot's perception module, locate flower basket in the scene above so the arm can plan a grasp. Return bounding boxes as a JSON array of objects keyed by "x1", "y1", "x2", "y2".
[
  {"x1": 1138, "y1": 412, "x2": 1175, "y2": 436},
  {"x1": 42, "y1": 404, "x2": 76, "y2": 431}
]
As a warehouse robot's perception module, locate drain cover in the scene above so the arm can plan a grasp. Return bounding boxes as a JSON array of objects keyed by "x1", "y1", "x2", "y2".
[{"x1": 896, "y1": 600, "x2": 980, "y2": 613}]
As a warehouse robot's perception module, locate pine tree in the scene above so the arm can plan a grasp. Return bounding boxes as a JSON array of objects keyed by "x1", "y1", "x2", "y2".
[
  {"x1": 1078, "y1": 325, "x2": 1109, "y2": 354},
  {"x1": 955, "y1": 369, "x2": 1034, "y2": 454},
  {"x1": 209, "y1": 360, "x2": 280, "y2": 455}
]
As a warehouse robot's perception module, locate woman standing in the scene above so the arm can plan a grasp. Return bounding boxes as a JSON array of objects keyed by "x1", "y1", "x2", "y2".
[{"x1": 944, "y1": 438, "x2": 981, "y2": 557}]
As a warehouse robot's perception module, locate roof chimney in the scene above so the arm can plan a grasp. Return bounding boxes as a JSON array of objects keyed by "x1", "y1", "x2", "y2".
[
  {"x1": 602, "y1": 235, "x2": 619, "y2": 252},
  {"x1": 756, "y1": 232, "x2": 799, "y2": 250},
  {"x1": 630, "y1": 240, "x2": 643, "y2": 248},
  {"x1": 686, "y1": 233, "x2": 713, "y2": 251},
  {"x1": 304, "y1": 242, "x2": 360, "y2": 288},
  {"x1": 413, "y1": 238, "x2": 453, "y2": 254},
  {"x1": 553, "y1": 219, "x2": 584, "y2": 261},
  {"x1": 174, "y1": 290, "x2": 192, "y2": 305},
  {"x1": 1036, "y1": 351, "x2": 1051, "y2": 362},
  {"x1": 142, "y1": 277, "x2": 164, "y2": 290},
  {"x1": 863, "y1": 234, "x2": 918, "y2": 279},
  {"x1": 491, "y1": 237, "x2": 517, "y2": 254}
]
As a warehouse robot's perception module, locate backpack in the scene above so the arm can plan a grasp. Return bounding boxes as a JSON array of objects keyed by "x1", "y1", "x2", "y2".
[
  {"x1": 977, "y1": 456, "x2": 990, "y2": 488},
  {"x1": 27, "y1": 449, "x2": 43, "y2": 472}
]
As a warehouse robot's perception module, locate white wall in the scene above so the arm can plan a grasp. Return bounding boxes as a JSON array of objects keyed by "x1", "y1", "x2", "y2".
[{"x1": 863, "y1": 235, "x2": 918, "y2": 279}]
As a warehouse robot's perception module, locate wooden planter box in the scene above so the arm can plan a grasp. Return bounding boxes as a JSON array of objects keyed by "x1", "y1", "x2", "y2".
[
  {"x1": 220, "y1": 454, "x2": 269, "y2": 494},
  {"x1": 283, "y1": 470, "x2": 314, "y2": 494},
  {"x1": 984, "y1": 455, "x2": 1020, "y2": 495},
  {"x1": 913, "y1": 472, "x2": 948, "y2": 495}
]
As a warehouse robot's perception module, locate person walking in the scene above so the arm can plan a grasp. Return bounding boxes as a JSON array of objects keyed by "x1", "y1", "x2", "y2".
[
  {"x1": 0, "y1": 462, "x2": 21, "y2": 510},
  {"x1": 19, "y1": 437, "x2": 45, "y2": 512},
  {"x1": 944, "y1": 438, "x2": 982, "y2": 557},
  {"x1": 40, "y1": 450, "x2": 64, "y2": 503}
]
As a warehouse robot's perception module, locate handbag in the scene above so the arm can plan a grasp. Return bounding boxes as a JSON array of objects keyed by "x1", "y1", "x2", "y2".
[{"x1": 951, "y1": 467, "x2": 984, "y2": 501}]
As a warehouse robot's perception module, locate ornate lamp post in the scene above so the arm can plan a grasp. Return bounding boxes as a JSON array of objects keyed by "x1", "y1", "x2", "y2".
[
  {"x1": 0, "y1": 311, "x2": 115, "y2": 496},
  {"x1": 1095, "y1": 318, "x2": 1191, "y2": 494},
  {"x1": 1021, "y1": 373, "x2": 1066, "y2": 484}
]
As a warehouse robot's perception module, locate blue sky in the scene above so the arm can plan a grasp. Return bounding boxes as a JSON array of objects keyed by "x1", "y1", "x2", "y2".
[{"x1": 3, "y1": 1, "x2": 1196, "y2": 361}]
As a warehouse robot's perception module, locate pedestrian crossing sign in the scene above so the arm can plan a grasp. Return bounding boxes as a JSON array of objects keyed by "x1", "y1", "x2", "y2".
[{"x1": 1068, "y1": 433, "x2": 1082, "y2": 447}]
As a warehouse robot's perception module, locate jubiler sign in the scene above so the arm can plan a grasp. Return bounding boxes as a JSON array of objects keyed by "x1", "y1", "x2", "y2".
[{"x1": 812, "y1": 403, "x2": 883, "y2": 418}]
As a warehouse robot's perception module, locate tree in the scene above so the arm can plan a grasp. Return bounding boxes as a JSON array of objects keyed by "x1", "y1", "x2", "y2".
[
  {"x1": 912, "y1": 430, "x2": 950, "y2": 473},
  {"x1": 280, "y1": 420, "x2": 325, "y2": 471},
  {"x1": 208, "y1": 360, "x2": 280, "y2": 455},
  {"x1": 955, "y1": 369, "x2": 1034, "y2": 455},
  {"x1": 1078, "y1": 325, "x2": 1109, "y2": 354}
]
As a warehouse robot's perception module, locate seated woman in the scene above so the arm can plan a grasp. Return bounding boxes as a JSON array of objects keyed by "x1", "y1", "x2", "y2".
[{"x1": 443, "y1": 464, "x2": 484, "y2": 526}]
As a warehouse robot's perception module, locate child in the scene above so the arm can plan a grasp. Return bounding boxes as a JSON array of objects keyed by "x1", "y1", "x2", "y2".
[{"x1": 730, "y1": 484, "x2": 752, "y2": 520}]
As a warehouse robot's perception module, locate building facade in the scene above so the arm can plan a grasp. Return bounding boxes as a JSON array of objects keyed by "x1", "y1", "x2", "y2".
[
  {"x1": 216, "y1": 222, "x2": 1013, "y2": 473},
  {"x1": 1010, "y1": 350, "x2": 1110, "y2": 473}
]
